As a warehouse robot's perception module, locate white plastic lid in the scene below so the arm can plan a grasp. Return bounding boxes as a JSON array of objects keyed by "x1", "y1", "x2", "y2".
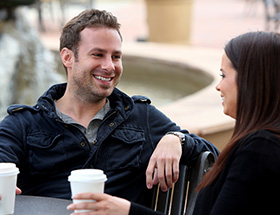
[
  {"x1": 68, "y1": 169, "x2": 107, "y2": 183},
  {"x1": 0, "y1": 163, "x2": 19, "y2": 176}
]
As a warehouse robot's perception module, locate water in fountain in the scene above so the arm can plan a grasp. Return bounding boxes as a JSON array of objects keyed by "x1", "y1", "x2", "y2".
[{"x1": 0, "y1": 7, "x2": 64, "y2": 119}]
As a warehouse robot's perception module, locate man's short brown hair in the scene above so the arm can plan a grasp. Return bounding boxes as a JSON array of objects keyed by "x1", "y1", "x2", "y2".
[{"x1": 59, "y1": 9, "x2": 122, "y2": 59}]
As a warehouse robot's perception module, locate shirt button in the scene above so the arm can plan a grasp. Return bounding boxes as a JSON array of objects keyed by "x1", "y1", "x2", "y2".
[
  {"x1": 109, "y1": 122, "x2": 115, "y2": 127},
  {"x1": 93, "y1": 140, "x2": 97, "y2": 145},
  {"x1": 80, "y1": 142, "x2": 86, "y2": 147}
]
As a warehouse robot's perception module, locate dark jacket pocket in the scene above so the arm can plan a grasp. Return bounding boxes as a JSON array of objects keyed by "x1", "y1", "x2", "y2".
[
  {"x1": 27, "y1": 132, "x2": 66, "y2": 174},
  {"x1": 106, "y1": 127, "x2": 145, "y2": 170}
]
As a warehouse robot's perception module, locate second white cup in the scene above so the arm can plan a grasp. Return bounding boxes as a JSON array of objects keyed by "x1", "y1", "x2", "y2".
[
  {"x1": 0, "y1": 163, "x2": 19, "y2": 215},
  {"x1": 68, "y1": 169, "x2": 107, "y2": 213}
]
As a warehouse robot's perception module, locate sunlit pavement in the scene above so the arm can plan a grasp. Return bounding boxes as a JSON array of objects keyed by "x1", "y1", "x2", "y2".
[{"x1": 23, "y1": 0, "x2": 267, "y2": 50}]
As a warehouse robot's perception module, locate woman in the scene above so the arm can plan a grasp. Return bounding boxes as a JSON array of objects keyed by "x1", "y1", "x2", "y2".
[
  {"x1": 194, "y1": 31, "x2": 280, "y2": 214},
  {"x1": 67, "y1": 31, "x2": 280, "y2": 215}
]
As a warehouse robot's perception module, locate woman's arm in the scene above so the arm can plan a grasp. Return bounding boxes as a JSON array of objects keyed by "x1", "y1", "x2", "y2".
[
  {"x1": 67, "y1": 192, "x2": 163, "y2": 215},
  {"x1": 67, "y1": 193, "x2": 130, "y2": 215}
]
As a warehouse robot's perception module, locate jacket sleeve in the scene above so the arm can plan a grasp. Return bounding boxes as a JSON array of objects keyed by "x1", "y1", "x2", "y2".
[
  {"x1": 181, "y1": 132, "x2": 219, "y2": 164},
  {"x1": 129, "y1": 202, "x2": 164, "y2": 215},
  {"x1": 147, "y1": 104, "x2": 219, "y2": 164},
  {"x1": 0, "y1": 114, "x2": 25, "y2": 166}
]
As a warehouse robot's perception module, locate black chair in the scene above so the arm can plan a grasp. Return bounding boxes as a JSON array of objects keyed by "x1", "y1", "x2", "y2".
[{"x1": 151, "y1": 151, "x2": 216, "y2": 215}]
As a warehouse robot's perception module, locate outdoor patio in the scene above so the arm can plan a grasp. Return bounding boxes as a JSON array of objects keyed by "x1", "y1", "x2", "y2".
[{"x1": 19, "y1": 0, "x2": 272, "y2": 150}]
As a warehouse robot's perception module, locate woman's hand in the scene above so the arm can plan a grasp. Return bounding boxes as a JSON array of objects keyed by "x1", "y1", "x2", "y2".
[{"x1": 67, "y1": 192, "x2": 131, "y2": 215}]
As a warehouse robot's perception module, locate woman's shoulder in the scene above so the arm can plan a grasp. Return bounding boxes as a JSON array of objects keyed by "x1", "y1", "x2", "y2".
[
  {"x1": 236, "y1": 129, "x2": 280, "y2": 165},
  {"x1": 241, "y1": 129, "x2": 280, "y2": 147}
]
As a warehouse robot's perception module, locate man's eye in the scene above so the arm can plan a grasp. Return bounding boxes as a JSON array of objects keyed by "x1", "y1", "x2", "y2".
[
  {"x1": 220, "y1": 73, "x2": 225, "y2": 78},
  {"x1": 112, "y1": 55, "x2": 121, "y2": 59},
  {"x1": 92, "y1": 53, "x2": 102, "y2": 57}
]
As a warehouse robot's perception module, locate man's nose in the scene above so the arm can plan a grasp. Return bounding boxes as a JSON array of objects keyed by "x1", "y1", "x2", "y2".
[{"x1": 101, "y1": 56, "x2": 115, "y2": 72}]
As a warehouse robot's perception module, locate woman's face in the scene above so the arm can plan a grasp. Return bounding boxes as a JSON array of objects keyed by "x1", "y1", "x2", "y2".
[{"x1": 216, "y1": 52, "x2": 238, "y2": 119}]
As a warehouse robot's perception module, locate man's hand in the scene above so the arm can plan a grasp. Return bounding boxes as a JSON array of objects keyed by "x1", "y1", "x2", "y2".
[
  {"x1": 0, "y1": 187, "x2": 21, "y2": 200},
  {"x1": 146, "y1": 134, "x2": 182, "y2": 192}
]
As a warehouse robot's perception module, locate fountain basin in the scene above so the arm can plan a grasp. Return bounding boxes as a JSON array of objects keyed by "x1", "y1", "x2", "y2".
[
  {"x1": 122, "y1": 42, "x2": 235, "y2": 151},
  {"x1": 120, "y1": 55, "x2": 213, "y2": 106}
]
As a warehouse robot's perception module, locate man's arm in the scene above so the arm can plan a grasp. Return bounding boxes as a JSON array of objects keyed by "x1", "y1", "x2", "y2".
[
  {"x1": 146, "y1": 105, "x2": 219, "y2": 191},
  {"x1": 0, "y1": 115, "x2": 24, "y2": 200},
  {"x1": 0, "y1": 114, "x2": 24, "y2": 164},
  {"x1": 146, "y1": 134, "x2": 182, "y2": 191},
  {"x1": 0, "y1": 187, "x2": 22, "y2": 200}
]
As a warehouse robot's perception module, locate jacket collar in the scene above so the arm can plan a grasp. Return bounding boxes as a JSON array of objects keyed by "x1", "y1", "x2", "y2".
[{"x1": 37, "y1": 83, "x2": 134, "y2": 119}]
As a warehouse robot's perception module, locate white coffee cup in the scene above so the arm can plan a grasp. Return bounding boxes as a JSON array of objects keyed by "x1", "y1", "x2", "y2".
[
  {"x1": 0, "y1": 163, "x2": 19, "y2": 215},
  {"x1": 68, "y1": 169, "x2": 107, "y2": 213}
]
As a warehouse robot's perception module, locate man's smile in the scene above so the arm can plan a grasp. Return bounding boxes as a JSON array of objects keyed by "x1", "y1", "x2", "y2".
[{"x1": 93, "y1": 75, "x2": 113, "y2": 82}]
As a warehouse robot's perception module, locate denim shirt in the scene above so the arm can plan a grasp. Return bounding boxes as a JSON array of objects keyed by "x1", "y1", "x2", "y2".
[
  {"x1": 0, "y1": 83, "x2": 219, "y2": 207},
  {"x1": 55, "y1": 99, "x2": 111, "y2": 147}
]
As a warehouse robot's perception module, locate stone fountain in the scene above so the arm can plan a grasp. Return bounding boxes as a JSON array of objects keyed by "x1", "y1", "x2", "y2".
[{"x1": 0, "y1": 0, "x2": 64, "y2": 118}]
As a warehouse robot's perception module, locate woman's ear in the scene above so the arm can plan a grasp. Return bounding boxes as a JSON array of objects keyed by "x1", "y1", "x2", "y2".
[{"x1": 60, "y1": 48, "x2": 74, "y2": 69}]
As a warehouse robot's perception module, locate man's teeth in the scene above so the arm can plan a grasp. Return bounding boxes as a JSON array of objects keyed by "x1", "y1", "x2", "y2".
[
  {"x1": 95, "y1": 76, "x2": 111, "y2": 81},
  {"x1": 221, "y1": 97, "x2": 225, "y2": 101}
]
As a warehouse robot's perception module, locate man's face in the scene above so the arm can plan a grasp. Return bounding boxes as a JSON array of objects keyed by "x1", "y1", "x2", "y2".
[{"x1": 65, "y1": 27, "x2": 123, "y2": 103}]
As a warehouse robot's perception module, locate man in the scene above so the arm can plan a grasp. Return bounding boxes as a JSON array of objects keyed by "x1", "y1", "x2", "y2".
[{"x1": 0, "y1": 9, "x2": 218, "y2": 207}]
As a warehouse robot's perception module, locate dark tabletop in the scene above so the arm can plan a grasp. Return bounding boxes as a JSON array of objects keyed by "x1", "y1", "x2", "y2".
[{"x1": 14, "y1": 195, "x2": 73, "y2": 215}]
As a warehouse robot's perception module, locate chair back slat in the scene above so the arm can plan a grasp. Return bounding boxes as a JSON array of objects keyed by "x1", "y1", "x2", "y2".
[
  {"x1": 185, "y1": 151, "x2": 216, "y2": 215},
  {"x1": 151, "y1": 151, "x2": 216, "y2": 215},
  {"x1": 170, "y1": 165, "x2": 188, "y2": 215}
]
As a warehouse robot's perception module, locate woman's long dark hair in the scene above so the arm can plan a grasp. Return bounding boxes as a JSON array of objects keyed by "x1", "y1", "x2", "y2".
[{"x1": 197, "y1": 31, "x2": 280, "y2": 191}]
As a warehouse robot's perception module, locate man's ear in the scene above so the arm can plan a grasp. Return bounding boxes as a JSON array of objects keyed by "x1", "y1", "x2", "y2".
[{"x1": 60, "y1": 48, "x2": 74, "y2": 68}]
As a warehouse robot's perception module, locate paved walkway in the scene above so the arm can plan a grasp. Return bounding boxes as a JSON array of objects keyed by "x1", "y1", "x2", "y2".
[
  {"x1": 191, "y1": 0, "x2": 266, "y2": 48},
  {"x1": 26, "y1": 0, "x2": 268, "y2": 50}
]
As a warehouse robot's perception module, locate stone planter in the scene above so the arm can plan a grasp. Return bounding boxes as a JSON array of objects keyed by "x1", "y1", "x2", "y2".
[{"x1": 145, "y1": 0, "x2": 192, "y2": 45}]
